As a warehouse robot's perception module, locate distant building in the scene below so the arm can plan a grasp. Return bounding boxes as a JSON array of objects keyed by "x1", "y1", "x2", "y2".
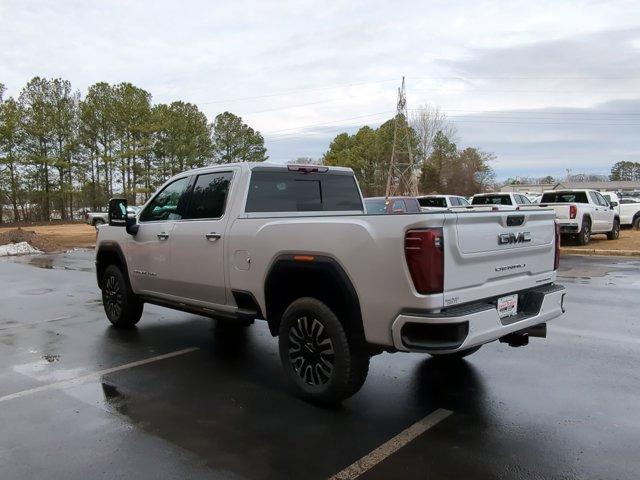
[{"x1": 501, "y1": 181, "x2": 640, "y2": 194}]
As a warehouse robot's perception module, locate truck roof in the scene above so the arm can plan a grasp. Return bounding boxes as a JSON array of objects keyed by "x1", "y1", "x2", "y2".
[{"x1": 186, "y1": 162, "x2": 354, "y2": 175}]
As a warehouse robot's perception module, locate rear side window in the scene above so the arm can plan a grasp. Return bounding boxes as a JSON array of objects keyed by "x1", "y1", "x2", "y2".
[
  {"x1": 184, "y1": 172, "x2": 233, "y2": 219},
  {"x1": 140, "y1": 177, "x2": 189, "y2": 222},
  {"x1": 458, "y1": 197, "x2": 470, "y2": 206},
  {"x1": 418, "y1": 197, "x2": 447, "y2": 208},
  {"x1": 540, "y1": 192, "x2": 589, "y2": 203},
  {"x1": 245, "y1": 171, "x2": 363, "y2": 212},
  {"x1": 472, "y1": 195, "x2": 512, "y2": 205}
]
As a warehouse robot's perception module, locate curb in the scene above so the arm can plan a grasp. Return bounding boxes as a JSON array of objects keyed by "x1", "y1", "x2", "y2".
[{"x1": 560, "y1": 248, "x2": 640, "y2": 257}]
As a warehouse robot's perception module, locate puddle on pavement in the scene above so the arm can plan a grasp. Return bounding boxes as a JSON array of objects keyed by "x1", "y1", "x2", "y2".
[
  {"x1": 28, "y1": 256, "x2": 55, "y2": 269},
  {"x1": 13, "y1": 358, "x2": 87, "y2": 383},
  {"x1": 5, "y1": 249, "x2": 95, "y2": 273},
  {"x1": 21, "y1": 288, "x2": 54, "y2": 295},
  {"x1": 558, "y1": 258, "x2": 640, "y2": 286},
  {"x1": 63, "y1": 380, "x2": 131, "y2": 417}
]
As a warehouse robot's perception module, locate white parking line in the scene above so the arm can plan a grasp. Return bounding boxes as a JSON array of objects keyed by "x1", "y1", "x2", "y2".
[
  {"x1": 328, "y1": 408, "x2": 453, "y2": 480},
  {"x1": 0, "y1": 347, "x2": 199, "y2": 403}
]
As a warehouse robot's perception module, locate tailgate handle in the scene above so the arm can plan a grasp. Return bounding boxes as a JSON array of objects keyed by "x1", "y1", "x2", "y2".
[{"x1": 507, "y1": 215, "x2": 525, "y2": 227}]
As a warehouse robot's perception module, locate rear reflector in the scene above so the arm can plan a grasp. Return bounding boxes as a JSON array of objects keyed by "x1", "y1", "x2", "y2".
[
  {"x1": 554, "y1": 221, "x2": 561, "y2": 270},
  {"x1": 405, "y1": 228, "x2": 444, "y2": 294},
  {"x1": 569, "y1": 204, "x2": 577, "y2": 219}
]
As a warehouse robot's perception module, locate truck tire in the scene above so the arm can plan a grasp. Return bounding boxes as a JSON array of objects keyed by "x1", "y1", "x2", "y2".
[
  {"x1": 278, "y1": 297, "x2": 369, "y2": 404},
  {"x1": 430, "y1": 345, "x2": 481, "y2": 361},
  {"x1": 577, "y1": 218, "x2": 591, "y2": 245},
  {"x1": 101, "y1": 264, "x2": 143, "y2": 328},
  {"x1": 607, "y1": 218, "x2": 620, "y2": 240},
  {"x1": 633, "y1": 216, "x2": 640, "y2": 231}
]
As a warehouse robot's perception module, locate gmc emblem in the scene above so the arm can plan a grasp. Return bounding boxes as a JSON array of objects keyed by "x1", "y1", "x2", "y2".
[{"x1": 498, "y1": 232, "x2": 532, "y2": 245}]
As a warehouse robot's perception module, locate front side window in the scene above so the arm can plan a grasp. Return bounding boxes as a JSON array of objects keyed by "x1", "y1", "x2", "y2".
[
  {"x1": 140, "y1": 177, "x2": 189, "y2": 222},
  {"x1": 184, "y1": 172, "x2": 233, "y2": 219},
  {"x1": 458, "y1": 197, "x2": 470, "y2": 206},
  {"x1": 595, "y1": 192, "x2": 609, "y2": 207}
]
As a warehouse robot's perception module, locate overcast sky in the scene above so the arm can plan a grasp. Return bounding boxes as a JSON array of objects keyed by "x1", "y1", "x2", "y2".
[{"x1": 1, "y1": 0, "x2": 639, "y2": 179}]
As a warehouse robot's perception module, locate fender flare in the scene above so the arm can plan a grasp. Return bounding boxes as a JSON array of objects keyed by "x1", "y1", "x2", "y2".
[
  {"x1": 95, "y1": 242, "x2": 129, "y2": 290},
  {"x1": 263, "y1": 254, "x2": 363, "y2": 339}
]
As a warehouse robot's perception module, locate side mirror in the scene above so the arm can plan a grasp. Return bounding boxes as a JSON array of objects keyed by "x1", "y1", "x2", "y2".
[
  {"x1": 108, "y1": 198, "x2": 139, "y2": 235},
  {"x1": 108, "y1": 198, "x2": 127, "y2": 226},
  {"x1": 610, "y1": 201, "x2": 618, "y2": 208}
]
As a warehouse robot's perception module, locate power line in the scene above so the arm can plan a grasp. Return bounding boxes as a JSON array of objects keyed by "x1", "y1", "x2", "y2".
[
  {"x1": 197, "y1": 78, "x2": 397, "y2": 105},
  {"x1": 263, "y1": 111, "x2": 394, "y2": 137}
]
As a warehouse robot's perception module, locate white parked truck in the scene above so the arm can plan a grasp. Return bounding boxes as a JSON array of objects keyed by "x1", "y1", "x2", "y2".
[
  {"x1": 602, "y1": 192, "x2": 640, "y2": 229},
  {"x1": 417, "y1": 194, "x2": 470, "y2": 210},
  {"x1": 471, "y1": 192, "x2": 533, "y2": 210},
  {"x1": 96, "y1": 163, "x2": 566, "y2": 403},
  {"x1": 539, "y1": 189, "x2": 619, "y2": 245}
]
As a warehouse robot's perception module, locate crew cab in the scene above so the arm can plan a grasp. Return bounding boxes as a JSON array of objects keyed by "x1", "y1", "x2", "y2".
[
  {"x1": 539, "y1": 189, "x2": 619, "y2": 245},
  {"x1": 417, "y1": 194, "x2": 470, "y2": 210},
  {"x1": 602, "y1": 192, "x2": 640, "y2": 229},
  {"x1": 96, "y1": 163, "x2": 566, "y2": 403},
  {"x1": 471, "y1": 192, "x2": 533, "y2": 210}
]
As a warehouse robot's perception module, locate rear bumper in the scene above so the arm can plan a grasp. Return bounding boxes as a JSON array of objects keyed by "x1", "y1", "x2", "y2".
[
  {"x1": 557, "y1": 222, "x2": 579, "y2": 233},
  {"x1": 391, "y1": 283, "x2": 566, "y2": 353}
]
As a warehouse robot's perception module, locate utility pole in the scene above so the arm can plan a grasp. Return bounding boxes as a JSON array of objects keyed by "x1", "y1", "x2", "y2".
[{"x1": 385, "y1": 77, "x2": 418, "y2": 197}]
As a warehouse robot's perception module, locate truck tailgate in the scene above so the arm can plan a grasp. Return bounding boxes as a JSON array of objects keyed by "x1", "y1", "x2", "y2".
[
  {"x1": 544, "y1": 204, "x2": 571, "y2": 220},
  {"x1": 442, "y1": 209, "x2": 557, "y2": 306}
]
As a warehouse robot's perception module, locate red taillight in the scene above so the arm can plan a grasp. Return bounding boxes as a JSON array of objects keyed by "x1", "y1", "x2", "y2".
[
  {"x1": 569, "y1": 204, "x2": 577, "y2": 219},
  {"x1": 405, "y1": 228, "x2": 444, "y2": 294},
  {"x1": 554, "y1": 221, "x2": 561, "y2": 270}
]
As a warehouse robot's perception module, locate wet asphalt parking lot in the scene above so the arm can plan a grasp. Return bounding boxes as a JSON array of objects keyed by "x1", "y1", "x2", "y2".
[{"x1": 1, "y1": 250, "x2": 639, "y2": 480}]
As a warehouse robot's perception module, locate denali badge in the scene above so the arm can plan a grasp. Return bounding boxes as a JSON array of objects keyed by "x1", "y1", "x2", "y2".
[{"x1": 498, "y1": 232, "x2": 532, "y2": 245}]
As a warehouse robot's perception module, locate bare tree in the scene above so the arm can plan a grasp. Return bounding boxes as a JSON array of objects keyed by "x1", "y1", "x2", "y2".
[{"x1": 411, "y1": 104, "x2": 456, "y2": 165}]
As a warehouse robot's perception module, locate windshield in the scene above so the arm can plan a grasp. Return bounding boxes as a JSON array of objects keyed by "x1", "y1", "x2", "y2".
[
  {"x1": 541, "y1": 191, "x2": 589, "y2": 203},
  {"x1": 472, "y1": 195, "x2": 512, "y2": 206},
  {"x1": 364, "y1": 198, "x2": 388, "y2": 214}
]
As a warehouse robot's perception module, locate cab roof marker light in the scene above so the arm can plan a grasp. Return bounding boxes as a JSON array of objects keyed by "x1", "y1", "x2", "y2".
[{"x1": 287, "y1": 165, "x2": 329, "y2": 173}]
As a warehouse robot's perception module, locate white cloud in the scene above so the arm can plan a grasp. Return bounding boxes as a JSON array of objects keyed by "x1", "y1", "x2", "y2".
[{"x1": 1, "y1": 0, "x2": 639, "y2": 177}]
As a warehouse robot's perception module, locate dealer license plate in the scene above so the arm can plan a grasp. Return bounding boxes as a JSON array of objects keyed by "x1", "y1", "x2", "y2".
[{"x1": 497, "y1": 294, "x2": 518, "y2": 319}]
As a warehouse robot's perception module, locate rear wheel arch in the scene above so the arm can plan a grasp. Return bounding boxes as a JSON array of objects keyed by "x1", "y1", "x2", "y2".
[{"x1": 264, "y1": 255, "x2": 366, "y2": 348}]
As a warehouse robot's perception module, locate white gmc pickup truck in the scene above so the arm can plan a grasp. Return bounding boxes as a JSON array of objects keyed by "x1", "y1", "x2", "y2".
[
  {"x1": 539, "y1": 189, "x2": 619, "y2": 245},
  {"x1": 96, "y1": 163, "x2": 566, "y2": 403}
]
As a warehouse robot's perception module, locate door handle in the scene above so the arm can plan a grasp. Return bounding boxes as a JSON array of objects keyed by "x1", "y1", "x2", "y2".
[
  {"x1": 157, "y1": 233, "x2": 169, "y2": 241},
  {"x1": 205, "y1": 233, "x2": 221, "y2": 241}
]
